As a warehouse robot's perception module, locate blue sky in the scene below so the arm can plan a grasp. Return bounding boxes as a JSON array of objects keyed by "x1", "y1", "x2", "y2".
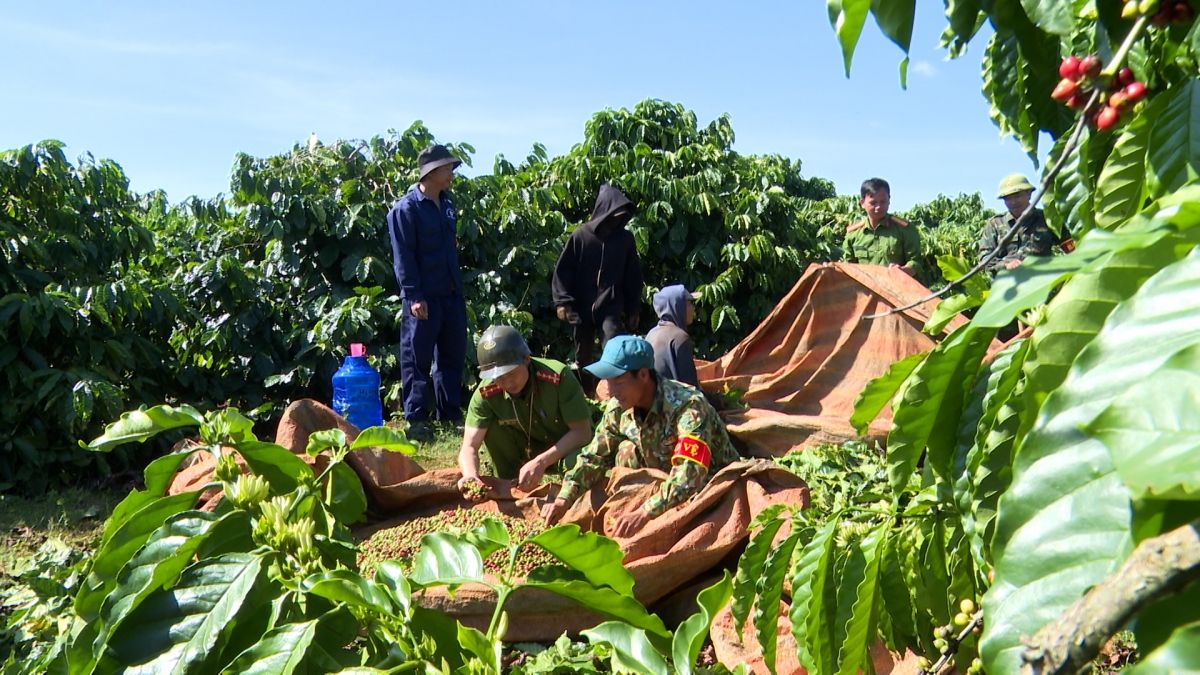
[{"x1": 1, "y1": 1, "x2": 1045, "y2": 211}]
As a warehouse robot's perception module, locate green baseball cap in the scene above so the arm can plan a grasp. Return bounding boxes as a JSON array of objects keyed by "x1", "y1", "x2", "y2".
[
  {"x1": 997, "y1": 173, "x2": 1036, "y2": 198},
  {"x1": 584, "y1": 336, "x2": 655, "y2": 380}
]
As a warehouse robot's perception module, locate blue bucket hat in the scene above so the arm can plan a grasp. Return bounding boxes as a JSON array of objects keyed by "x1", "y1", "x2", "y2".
[{"x1": 584, "y1": 336, "x2": 655, "y2": 380}]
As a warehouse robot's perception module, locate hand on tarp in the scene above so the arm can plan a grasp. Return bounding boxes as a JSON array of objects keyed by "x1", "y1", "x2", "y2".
[
  {"x1": 541, "y1": 496, "x2": 569, "y2": 525},
  {"x1": 607, "y1": 503, "x2": 652, "y2": 539}
]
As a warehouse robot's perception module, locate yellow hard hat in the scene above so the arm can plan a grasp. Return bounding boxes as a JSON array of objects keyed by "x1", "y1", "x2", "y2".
[{"x1": 997, "y1": 173, "x2": 1035, "y2": 198}]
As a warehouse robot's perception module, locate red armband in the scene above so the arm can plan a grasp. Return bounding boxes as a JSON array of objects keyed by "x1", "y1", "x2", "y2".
[
  {"x1": 1060, "y1": 239, "x2": 1076, "y2": 253},
  {"x1": 672, "y1": 436, "x2": 711, "y2": 469}
]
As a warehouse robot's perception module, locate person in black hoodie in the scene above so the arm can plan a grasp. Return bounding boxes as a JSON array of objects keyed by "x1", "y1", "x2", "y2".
[{"x1": 552, "y1": 185, "x2": 644, "y2": 395}]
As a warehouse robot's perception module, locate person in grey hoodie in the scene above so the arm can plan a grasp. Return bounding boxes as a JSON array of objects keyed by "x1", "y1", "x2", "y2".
[{"x1": 645, "y1": 284, "x2": 700, "y2": 387}]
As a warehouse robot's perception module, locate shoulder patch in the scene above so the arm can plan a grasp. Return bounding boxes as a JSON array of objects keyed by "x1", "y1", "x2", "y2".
[
  {"x1": 846, "y1": 219, "x2": 867, "y2": 233},
  {"x1": 479, "y1": 383, "x2": 503, "y2": 399},
  {"x1": 536, "y1": 369, "x2": 561, "y2": 385},
  {"x1": 891, "y1": 216, "x2": 910, "y2": 227}
]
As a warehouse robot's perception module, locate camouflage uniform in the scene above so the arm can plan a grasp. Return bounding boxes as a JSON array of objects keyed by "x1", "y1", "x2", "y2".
[
  {"x1": 978, "y1": 208, "x2": 1061, "y2": 272},
  {"x1": 842, "y1": 215, "x2": 922, "y2": 273},
  {"x1": 465, "y1": 358, "x2": 592, "y2": 479},
  {"x1": 557, "y1": 377, "x2": 739, "y2": 517}
]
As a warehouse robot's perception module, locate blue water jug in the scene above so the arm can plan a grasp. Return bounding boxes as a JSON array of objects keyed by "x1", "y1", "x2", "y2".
[{"x1": 332, "y1": 343, "x2": 383, "y2": 430}]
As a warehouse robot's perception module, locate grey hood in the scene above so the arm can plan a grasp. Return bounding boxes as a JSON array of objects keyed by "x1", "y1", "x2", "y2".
[{"x1": 653, "y1": 284, "x2": 692, "y2": 327}]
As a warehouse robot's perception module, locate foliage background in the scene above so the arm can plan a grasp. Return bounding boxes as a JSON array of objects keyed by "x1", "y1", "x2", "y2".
[{"x1": 0, "y1": 99, "x2": 995, "y2": 492}]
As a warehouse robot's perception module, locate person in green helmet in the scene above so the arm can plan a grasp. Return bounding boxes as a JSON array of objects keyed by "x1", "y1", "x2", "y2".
[
  {"x1": 979, "y1": 174, "x2": 1071, "y2": 272},
  {"x1": 457, "y1": 325, "x2": 594, "y2": 493}
]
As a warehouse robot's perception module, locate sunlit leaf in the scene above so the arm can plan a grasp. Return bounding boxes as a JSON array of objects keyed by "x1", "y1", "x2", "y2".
[
  {"x1": 850, "y1": 351, "x2": 927, "y2": 436},
  {"x1": 983, "y1": 246, "x2": 1200, "y2": 673}
]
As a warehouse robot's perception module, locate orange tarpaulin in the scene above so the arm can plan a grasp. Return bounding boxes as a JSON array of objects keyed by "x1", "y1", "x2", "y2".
[{"x1": 698, "y1": 262, "x2": 969, "y2": 457}]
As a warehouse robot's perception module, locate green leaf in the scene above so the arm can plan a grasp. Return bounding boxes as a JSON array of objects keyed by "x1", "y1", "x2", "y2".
[
  {"x1": 410, "y1": 533, "x2": 485, "y2": 589},
  {"x1": 98, "y1": 450, "x2": 196, "y2": 548},
  {"x1": 410, "y1": 606, "x2": 466, "y2": 671},
  {"x1": 887, "y1": 324, "x2": 994, "y2": 492},
  {"x1": 306, "y1": 429, "x2": 347, "y2": 457},
  {"x1": 326, "y1": 461, "x2": 367, "y2": 525},
  {"x1": 1020, "y1": 220, "x2": 1200, "y2": 426},
  {"x1": 372, "y1": 560, "x2": 411, "y2": 617},
  {"x1": 926, "y1": 292, "x2": 984, "y2": 334},
  {"x1": 1148, "y1": 79, "x2": 1200, "y2": 199},
  {"x1": 730, "y1": 516, "x2": 786, "y2": 639},
  {"x1": 95, "y1": 511, "x2": 223, "y2": 660},
  {"x1": 753, "y1": 528, "x2": 802, "y2": 675},
  {"x1": 582, "y1": 622, "x2": 670, "y2": 675},
  {"x1": 870, "y1": 0, "x2": 915, "y2": 53},
  {"x1": 827, "y1": 0, "x2": 872, "y2": 76},
  {"x1": 789, "y1": 519, "x2": 839, "y2": 675},
  {"x1": 877, "y1": 533, "x2": 918, "y2": 654},
  {"x1": 1042, "y1": 125, "x2": 1097, "y2": 238},
  {"x1": 672, "y1": 572, "x2": 733, "y2": 675},
  {"x1": 982, "y1": 246, "x2": 1200, "y2": 673},
  {"x1": 835, "y1": 524, "x2": 887, "y2": 675},
  {"x1": 982, "y1": 31, "x2": 1037, "y2": 157},
  {"x1": 945, "y1": 0, "x2": 984, "y2": 52},
  {"x1": 218, "y1": 619, "x2": 317, "y2": 675},
  {"x1": 955, "y1": 338, "x2": 1030, "y2": 569},
  {"x1": 524, "y1": 567, "x2": 670, "y2": 639},
  {"x1": 100, "y1": 553, "x2": 263, "y2": 673},
  {"x1": 459, "y1": 517, "x2": 512, "y2": 562},
  {"x1": 302, "y1": 569, "x2": 395, "y2": 615},
  {"x1": 1129, "y1": 621, "x2": 1200, "y2": 674},
  {"x1": 1018, "y1": 0, "x2": 1075, "y2": 35},
  {"x1": 348, "y1": 426, "x2": 417, "y2": 454},
  {"x1": 234, "y1": 441, "x2": 309, "y2": 494},
  {"x1": 1096, "y1": 93, "x2": 1165, "y2": 230},
  {"x1": 1087, "y1": 334, "x2": 1200, "y2": 501},
  {"x1": 457, "y1": 623, "x2": 499, "y2": 672},
  {"x1": 850, "y1": 351, "x2": 927, "y2": 436},
  {"x1": 76, "y1": 491, "x2": 200, "y2": 621},
  {"x1": 530, "y1": 524, "x2": 634, "y2": 596},
  {"x1": 85, "y1": 405, "x2": 204, "y2": 452}
]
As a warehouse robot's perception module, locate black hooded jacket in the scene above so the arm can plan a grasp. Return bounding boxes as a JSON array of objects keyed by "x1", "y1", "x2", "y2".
[{"x1": 552, "y1": 185, "x2": 643, "y2": 327}]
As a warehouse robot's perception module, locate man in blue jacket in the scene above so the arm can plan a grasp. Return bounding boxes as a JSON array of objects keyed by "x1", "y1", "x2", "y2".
[{"x1": 387, "y1": 145, "x2": 467, "y2": 441}]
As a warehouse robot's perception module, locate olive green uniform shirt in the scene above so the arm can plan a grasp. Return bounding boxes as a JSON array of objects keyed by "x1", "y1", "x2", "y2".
[
  {"x1": 558, "y1": 378, "x2": 740, "y2": 518},
  {"x1": 978, "y1": 208, "x2": 1062, "y2": 272},
  {"x1": 842, "y1": 215, "x2": 922, "y2": 273},
  {"x1": 465, "y1": 358, "x2": 592, "y2": 479}
]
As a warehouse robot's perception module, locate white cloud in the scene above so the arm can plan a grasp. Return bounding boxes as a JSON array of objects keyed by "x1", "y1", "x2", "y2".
[{"x1": 911, "y1": 61, "x2": 937, "y2": 77}]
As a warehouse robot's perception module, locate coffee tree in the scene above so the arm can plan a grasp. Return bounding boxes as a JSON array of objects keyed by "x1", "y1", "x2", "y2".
[
  {"x1": 728, "y1": 1, "x2": 1200, "y2": 673},
  {"x1": 0, "y1": 142, "x2": 179, "y2": 491}
]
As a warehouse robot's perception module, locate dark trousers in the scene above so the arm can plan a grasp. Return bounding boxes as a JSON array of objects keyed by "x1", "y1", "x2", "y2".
[
  {"x1": 574, "y1": 315, "x2": 623, "y2": 395},
  {"x1": 400, "y1": 295, "x2": 467, "y2": 423}
]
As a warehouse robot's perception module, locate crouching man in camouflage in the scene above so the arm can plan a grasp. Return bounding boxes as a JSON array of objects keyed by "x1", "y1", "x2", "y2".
[{"x1": 540, "y1": 336, "x2": 739, "y2": 537}]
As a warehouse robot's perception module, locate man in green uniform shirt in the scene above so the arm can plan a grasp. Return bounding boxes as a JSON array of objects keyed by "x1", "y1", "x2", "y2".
[
  {"x1": 458, "y1": 325, "x2": 594, "y2": 493},
  {"x1": 540, "y1": 336, "x2": 739, "y2": 537},
  {"x1": 979, "y1": 173, "x2": 1070, "y2": 272},
  {"x1": 842, "y1": 177, "x2": 921, "y2": 277}
]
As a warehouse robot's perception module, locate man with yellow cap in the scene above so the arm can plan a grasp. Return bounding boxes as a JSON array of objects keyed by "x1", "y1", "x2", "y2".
[{"x1": 979, "y1": 174, "x2": 1070, "y2": 272}]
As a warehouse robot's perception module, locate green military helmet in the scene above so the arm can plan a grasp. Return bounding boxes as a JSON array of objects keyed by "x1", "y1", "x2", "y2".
[
  {"x1": 476, "y1": 325, "x2": 531, "y2": 380},
  {"x1": 997, "y1": 173, "x2": 1036, "y2": 198}
]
